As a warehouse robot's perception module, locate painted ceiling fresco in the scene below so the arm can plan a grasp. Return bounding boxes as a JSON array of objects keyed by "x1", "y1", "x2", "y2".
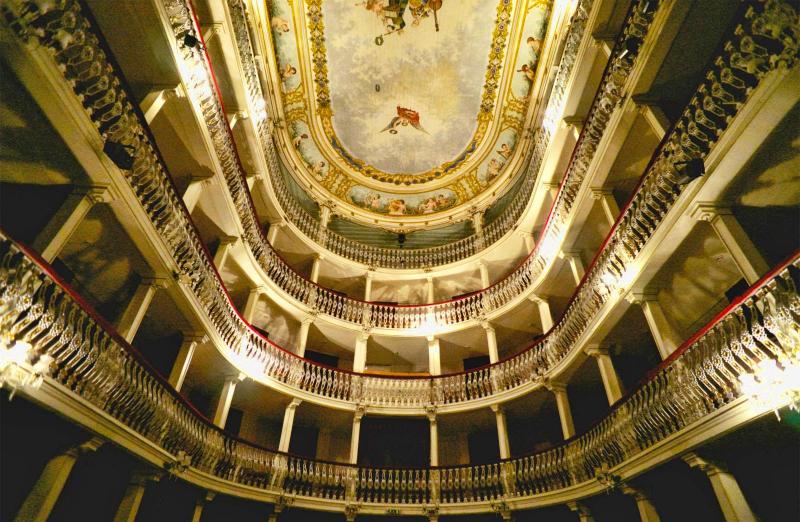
[{"x1": 266, "y1": 0, "x2": 551, "y2": 218}]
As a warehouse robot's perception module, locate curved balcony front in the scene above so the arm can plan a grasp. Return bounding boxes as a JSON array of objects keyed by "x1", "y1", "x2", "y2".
[
  {"x1": 2, "y1": 232, "x2": 797, "y2": 515},
  {"x1": 3, "y1": 0, "x2": 797, "y2": 414}
]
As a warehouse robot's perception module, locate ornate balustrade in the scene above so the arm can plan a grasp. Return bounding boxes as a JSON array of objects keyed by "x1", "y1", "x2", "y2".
[
  {"x1": 1, "y1": 0, "x2": 796, "y2": 411},
  {"x1": 232, "y1": 0, "x2": 590, "y2": 270},
  {"x1": 164, "y1": 0, "x2": 656, "y2": 332},
  {"x1": 1, "y1": 232, "x2": 797, "y2": 511}
]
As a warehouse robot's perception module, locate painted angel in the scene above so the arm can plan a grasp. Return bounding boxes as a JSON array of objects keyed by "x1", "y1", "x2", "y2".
[{"x1": 381, "y1": 106, "x2": 429, "y2": 135}]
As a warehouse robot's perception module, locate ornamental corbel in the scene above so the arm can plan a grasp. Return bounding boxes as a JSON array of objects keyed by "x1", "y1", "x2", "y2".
[
  {"x1": 344, "y1": 503, "x2": 360, "y2": 521},
  {"x1": 164, "y1": 449, "x2": 193, "y2": 475}
]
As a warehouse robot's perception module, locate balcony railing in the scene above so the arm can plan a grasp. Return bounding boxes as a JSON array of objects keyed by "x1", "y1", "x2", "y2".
[
  {"x1": 161, "y1": 0, "x2": 658, "y2": 332},
  {"x1": 2, "y1": 0, "x2": 796, "y2": 410},
  {"x1": 232, "y1": 0, "x2": 590, "y2": 270},
  {"x1": 2, "y1": 232, "x2": 797, "y2": 510}
]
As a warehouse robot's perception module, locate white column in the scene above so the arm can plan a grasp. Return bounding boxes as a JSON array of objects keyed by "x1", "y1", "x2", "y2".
[
  {"x1": 478, "y1": 261, "x2": 490, "y2": 288},
  {"x1": 567, "y1": 502, "x2": 595, "y2": 522},
  {"x1": 309, "y1": 254, "x2": 323, "y2": 283},
  {"x1": 483, "y1": 322, "x2": 499, "y2": 363},
  {"x1": 182, "y1": 175, "x2": 212, "y2": 213},
  {"x1": 692, "y1": 204, "x2": 769, "y2": 285},
  {"x1": 113, "y1": 468, "x2": 161, "y2": 522},
  {"x1": 353, "y1": 331, "x2": 369, "y2": 372},
  {"x1": 590, "y1": 189, "x2": 620, "y2": 228},
  {"x1": 585, "y1": 344, "x2": 623, "y2": 405},
  {"x1": 547, "y1": 382, "x2": 575, "y2": 439},
  {"x1": 213, "y1": 373, "x2": 245, "y2": 428},
  {"x1": 190, "y1": 492, "x2": 215, "y2": 522},
  {"x1": 116, "y1": 278, "x2": 166, "y2": 343},
  {"x1": 296, "y1": 317, "x2": 313, "y2": 357},
  {"x1": 32, "y1": 185, "x2": 110, "y2": 262},
  {"x1": 491, "y1": 404, "x2": 511, "y2": 459},
  {"x1": 214, "y1": 235, "x2": 238, "y2": 270},
  {"x1": 560, "y1": 251, "x2": 585, "y2": 286},
  {"x1": 636, "y1": 102, "x2": 670, "y2": 140},
  {"x1": 349, "y1": 408, "x2": 365, "y2": 464},
  {"x1": 683, "y1": 453, "x2": 757, "y2": 522},
  {"x1": 364, "y1": 271, "x2": 374, "y2": 301},
  {"x1": 529, "y1": 295, "x2": 554, "y2": 332},
  {"x1": 563, "y1": 116, "x2": 583, "y2": 141},
  {"x1": 278, "y1": 399, "x2": 302, "y2": 452},
  {"x1": 243, "y1": 286, "x2": 265, "y2": 323},
  {"x1": 426, "y1": 276, "x2": 435, "y2": 303},
  {"x1": 427, "y1": 336, "x2": 441, "y2": 376},
  {"x1": 14, "y1": 438, "x2": 102, "y2": 522},
  {"x1": 139, "y1": 85, "x2": 179, "y2": 124},
  {"x1": 428, "y1": 409, "x2": 439, "y2": 466},
  {"x1": 520, "y1": 231, "x2": 535, "y2": 252},
  {"x1": 620, "y1": 485, "x2": 661, "y2": 522},
  {"x1": 267, "y1": 220, "x2": 285, "y2": 245},
  {"x1": 168, "y1": 333, "x2": 206, "y2": 392},
  {"x1": 626, "y1": 291, "x2": 683, "y2": 360},
  {"x1": 319, "y1": 204, "x2": 332, "y2": 228},
  {"x1": 472, "y1": 209, "x2": 484, "y2": 248}
]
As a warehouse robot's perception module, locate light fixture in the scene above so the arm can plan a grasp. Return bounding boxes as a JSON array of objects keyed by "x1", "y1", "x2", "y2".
[
  {"x1": 103, "y1": 141, "x2": 135, "y2": 170},
  {"x1": 0, "y1": 339, "x2": 52, "y2": 398},
  {"x1": 738, "y1": 356, "x2": 800, "y2": 420}
]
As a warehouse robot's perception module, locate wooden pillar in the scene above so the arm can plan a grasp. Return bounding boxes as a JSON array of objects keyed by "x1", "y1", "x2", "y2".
[
  {"x1": 585, "y1": 344, "x2": 623, "y2": 405},
  {"x1": 112, "y1": 467, "x2": 161, "y2": 522},
  {"x1": 626, "y1": 291, "x2": 683, "y2": 360},
  {"x1": 278, "y1": 399, "x2": 302, "y2": 452}
]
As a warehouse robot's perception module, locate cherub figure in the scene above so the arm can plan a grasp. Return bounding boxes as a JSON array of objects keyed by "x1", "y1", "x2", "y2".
[
  {"x1": 485, "y1": 159, "x2": 503, "y2": 183},
  {"x1": 311, "y1": 161, "x2": 326, "y2": 180},
  {"x1": 272, "y1": 16, "x2": 290, "y2": 33},
  {"x1": 387, "y1": 199, "x2": 407, "y2": 215},
  {"x1": 292, "y1": 133, "x2": 309, "y2": 148},
  {"x1": 497, "y1": 143, "x2": 512, "y2": 159},
  {"x1": 281, "y1": 64, "x2": 297, "y2": 80}
]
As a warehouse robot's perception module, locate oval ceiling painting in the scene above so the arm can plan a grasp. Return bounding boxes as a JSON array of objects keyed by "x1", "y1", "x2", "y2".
[{"x1": 323, "y1": 0, "x2": 498, "y2": 175}]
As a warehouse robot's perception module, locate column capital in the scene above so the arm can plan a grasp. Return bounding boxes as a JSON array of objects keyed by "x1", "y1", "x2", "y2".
[
  {"x1": 490, "y1": 403, "x2": 504, "y2": 414},
  {"x1": 224, "y1": 372, "x2": 246, "y2": 384},
  {"x1": 528, "y1": 293, "x2": 548, "y2": 304},
  {"x1": 544, "y1": 379, "x2": 567, "y2": 394},
  {"x1": 182, "y1": 332, "x2": 208, "y2": 344},
  {"x1": 590, "y1": 187, "x2": 614, "y2": 200},
  {"x1": 358, "y1": 327, "x2": 371, "y2": 342},
  {"x1": 562, "y1": 115, "x2": 584, "y2": 128},
  {"x1": 365, "y1": 270, "x2": 375, "y2": 280},
  {"x1": 619, "y1": 484, "x2": 650, "y2": 502},
  {"x1": 142, "y1": 276, "x2": 169, "y2": 290},
  {"x1": 218, "y1": 234, "x2": 239, "y2": 246},
  {"x1": 79, "y1": 185, "x2": 114, "y2": 204},
  {"x1": 518, "y1": 230, "x2": 535, "y2": 238},
  {"x1": 689, "y1": 202, "x2": 733, "y2": 222},
  {"x1": 129, "y1": 467, "x2": 162, "y2": 486},
  {"x1": 625, "y1": 289, "x2": 659, "y2": 305},
  {"x1": 584, "y1": 344, "x2": 609, "y2": 358},
  {"x1": 558, "y1": 249, "x2": 582, "y2": 260},
  {"x1": 567, "y1": 501, "x2": 592, "y2": 517},
  {"x1": 480, "y1": 320, "x2": 494, "y2": 332},
  {"x1": 287, "y1": 398, "x2": 302, "y2": 409},
  {"x1": 354, "y1": 404, "x2": 367, "y2": 421},
  {"x1": 682, "y1": 452, "x2": 727, "y2": 476},
  {"x1": 68, "y1": 436, "x2": 104, "y2": 457},
  {"x1": 426, "y1": 405, "x2": 437, "y2": 422}
]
